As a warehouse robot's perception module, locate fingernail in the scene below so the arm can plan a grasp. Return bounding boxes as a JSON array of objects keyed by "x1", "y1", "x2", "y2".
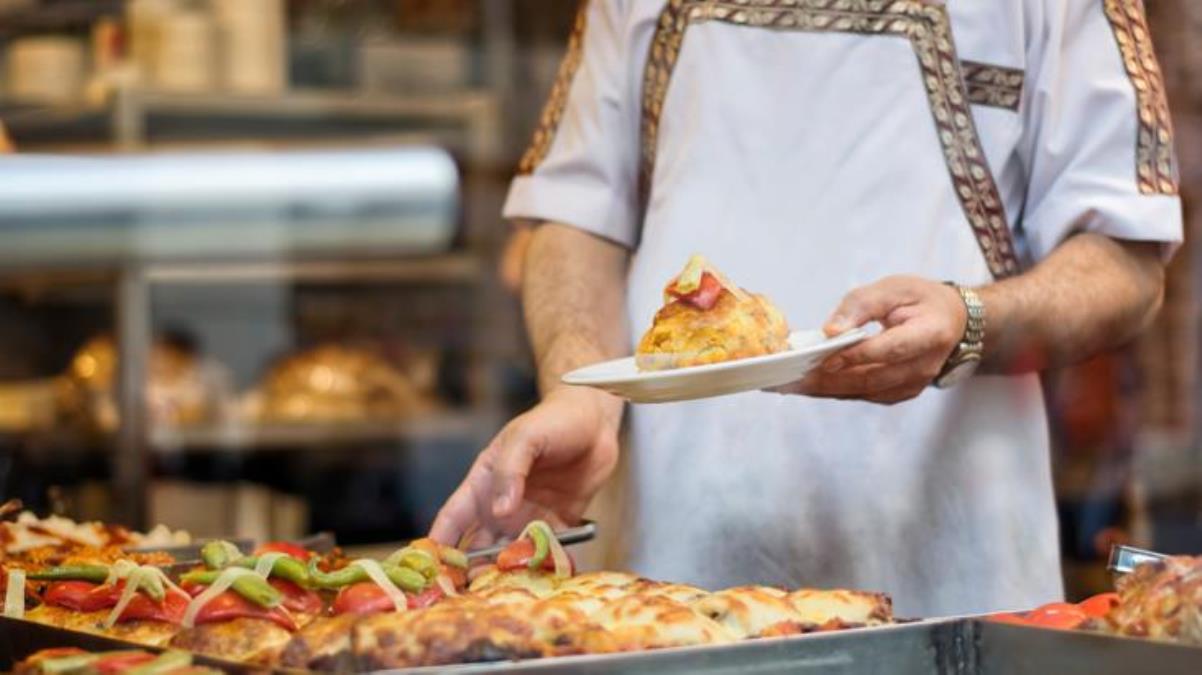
[
  {"x1": 824, "y1": 357, "x2": 845, "y2": 373},
  {"x1": 492, "y1": 484, "x2": 516, "y2": 514}
]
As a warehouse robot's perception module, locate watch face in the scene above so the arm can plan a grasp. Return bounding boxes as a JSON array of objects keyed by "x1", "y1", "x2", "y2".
[{"x1": 937, "y1": 358, "x2": 979, "y2": 389}]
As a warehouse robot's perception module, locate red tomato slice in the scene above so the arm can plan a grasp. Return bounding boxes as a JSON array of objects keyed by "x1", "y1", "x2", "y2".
[
  {"x1": 1077, "y1": 592, "x2": 1119, "y2": 619},
  {"x1": 269, "y1": 578, "x2": 322, "y2": 615},
  {"x1": 44, "y1": 581, "x2": 188, "y2": 624},
  {"x1": 44, "y1": 581, "x2": 118, "y2": 612},
  {"x1": 254, "y1": 542, "x2": 314, "y2": 561},
  {"x1": 670, "y1": 272, "x2": 723, "y2": 310},
  {"x1": 93, "y1": 651, "x2": 158, "y2": 674},
  {"x1": 1025, "y1": 602, "x2": 1089, "y2": 630},
  {"x1": 496, "y1": 539, "x2": 556, "y2": 573},
  {"x1": 330, "y1": 582, "x2": 444, "y2": 616},
  {"x1": 114, "y1": 590, "x2": 189, "y2": 625},
  {"x1": 182, "y1": 584, "x2": 298, "y2": 632},
  {"x1": 331, "y1": 582, "x2": 401, "y2": 616},
  {"x1": 409, "y1": 587, "x2": 444, "y2": 609}
]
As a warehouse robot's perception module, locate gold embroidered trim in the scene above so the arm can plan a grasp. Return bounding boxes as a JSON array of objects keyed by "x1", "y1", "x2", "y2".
[
  {"x1": 1103, "y1": 0, "x2": 1178, "y2": 195},
  {"x1": 517, "y1": 1, "x2": 590, "y2": 176},
  {"x1": 640, "y1": 0, "x2": 1019, "y2": 278},
  {"x1": 961, "y1": 60, "x2": 1024, "y2": 112}
]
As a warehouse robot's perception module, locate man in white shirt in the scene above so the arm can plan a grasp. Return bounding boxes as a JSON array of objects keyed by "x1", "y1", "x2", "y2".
[{"x1": 431, "y1": 0, "x2": 1182, "y2": 617}]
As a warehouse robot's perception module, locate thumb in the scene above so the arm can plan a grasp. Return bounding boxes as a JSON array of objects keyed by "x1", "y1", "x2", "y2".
[
  {"x1": 824, "y1": 279, "x2": 913, "y2": 336},
  {"x1": 489, "y1": 427, "x2": 541, "y2": 519}
]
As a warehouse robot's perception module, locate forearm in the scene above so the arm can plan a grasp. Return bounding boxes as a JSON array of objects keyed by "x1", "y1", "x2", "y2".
[
  {"x1": 977, "y1": 233, "x2": 1165, "y2": 374},
  {"x1": 522, "y1": 222, "x2": 631, "y2": 398}
]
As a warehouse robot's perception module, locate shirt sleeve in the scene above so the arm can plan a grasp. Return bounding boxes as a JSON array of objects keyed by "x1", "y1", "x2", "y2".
[
  {"x1": 1017, "y1": 0, "x2": 1183, "y2": 261},
  {"x1": 502, "y1": 0, "x2": 640, "y2": 248}
]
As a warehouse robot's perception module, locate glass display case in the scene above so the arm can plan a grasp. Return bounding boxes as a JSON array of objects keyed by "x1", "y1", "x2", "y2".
[{"x1": 0, "y1": 146, "x2": 517, "y2": 546}]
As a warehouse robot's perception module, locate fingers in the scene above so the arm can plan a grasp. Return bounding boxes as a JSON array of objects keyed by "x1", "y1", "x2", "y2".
[
  {"x1": 488, "y1": 425, "x2": 543, "y2": 519},
  {"x1": 829, "y1": 320, "x2": 934, "y2": 370},
  {"x1": 428, "y1": 452, "x2": 495, "y2": 545},
  {"x1": 824, "y1": 276, "x2": 920, "y2": 336},
  {"x1": 785, "y1": 357, "x2": 939, "y2": 398}
]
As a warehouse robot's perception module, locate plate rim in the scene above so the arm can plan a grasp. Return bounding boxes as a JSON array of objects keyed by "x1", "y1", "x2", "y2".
[{"x1": 561, "y1": 327, "x2": 869, "y2": 386}]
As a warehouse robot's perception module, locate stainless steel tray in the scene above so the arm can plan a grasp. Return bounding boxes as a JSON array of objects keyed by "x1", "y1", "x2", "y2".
[{"x1": 1, "y1": 613, "x2": 1199, "y2": 674}]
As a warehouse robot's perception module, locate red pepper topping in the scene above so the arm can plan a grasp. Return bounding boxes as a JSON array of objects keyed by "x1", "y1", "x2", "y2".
[
  {"x1": 269, "y1": 578, "x2": 322, "y2": 615},
  {"x1": 43, "y1": 581, "x2": 188, "y2": 624},
  {"x1": 496, "y1": 539, "x2": 561, "y2": 573},
  {"x1": 668, "y1": 272, "x2": 723, "y2": 310},
  {"x1": 330, "y1": 582, "x2": 443, "y2": 616},
  {"x1": 180, "y1": 582, "x2": 298, "y2": 631},
  {"x1": 255, "y1": 542, "x2": 314, "y2": 561}
]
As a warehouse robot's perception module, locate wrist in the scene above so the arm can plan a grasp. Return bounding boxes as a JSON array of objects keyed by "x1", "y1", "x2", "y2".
[
  {"x1": 934, "y1": 283, "x2": 985, "y2": 388},
  {"x1": 546, "y1": 385, "x2": 624, "y2": 431}
]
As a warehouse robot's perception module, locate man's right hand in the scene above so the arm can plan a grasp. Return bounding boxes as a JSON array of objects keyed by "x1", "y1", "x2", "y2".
[{"x1": 429, "y1": 386, "x2": 623, "y2": 549}]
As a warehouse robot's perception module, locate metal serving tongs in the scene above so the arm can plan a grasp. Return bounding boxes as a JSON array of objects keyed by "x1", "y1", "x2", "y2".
[
  {"x1": 1107, "y1": 544, "x2": 1169, "y2": 576},
  {"x1": 465, "y1": 520, "x2": 597, "y2": 562}
]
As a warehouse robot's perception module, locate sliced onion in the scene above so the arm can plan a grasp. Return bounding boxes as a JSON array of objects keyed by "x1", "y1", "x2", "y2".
[
  {"x1": 103, "y1": 560, "x2": 138, "y2": 587},
  {"x1": 105, "y1": 567, "x2": 149, "y2": 628},
  {"x1": 351, "y1": 560, "x2": 407, "y2": 613},
  {"x1": 435, "y1": 573, "x2": 458, "y2": 597},
  {"x1": 182, "y1": 568, "x2": 257, "y2": 628},
  {"x1": 5, "y1": 569, "x2": 25, "y2": 619},
  {"x1": 254, "y1": 552, "x2": 287, "y2": 579},
  {"x1": 518, "y1": 521, "x2": 571, "y2": 579}
]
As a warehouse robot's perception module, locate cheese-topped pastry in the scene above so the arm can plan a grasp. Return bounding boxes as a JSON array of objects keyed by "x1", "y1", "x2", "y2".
[{"x1": 636, "y1": 255, "x2": 789, "y2": 371}]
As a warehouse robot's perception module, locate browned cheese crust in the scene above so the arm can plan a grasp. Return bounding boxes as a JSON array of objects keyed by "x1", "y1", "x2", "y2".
[
  {"x1": 352, "y1": 603, "x2": 545, "y2": 670},
  {"x1": 278, "y1": 614, "x2": 361, "y2": 672},
  {"x1": 169, "y1": 617, "x2": 292, "y2": 666},
  {"x1": 636, "y1": 289, "x2": 789, "y2": 371},
  {"x1": 25, "y1": 606, "x2": 178, "y2": 647}
]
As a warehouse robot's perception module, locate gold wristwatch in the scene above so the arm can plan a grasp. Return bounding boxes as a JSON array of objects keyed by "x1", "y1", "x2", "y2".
[{"x1": 934, "y1": 283, "x2": 984, "y2": 389}]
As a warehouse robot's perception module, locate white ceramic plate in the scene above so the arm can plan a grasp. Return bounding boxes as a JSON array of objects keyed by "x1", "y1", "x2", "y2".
[{"x1": 562, "y1": 328, "x2": 869, "y2": 403}]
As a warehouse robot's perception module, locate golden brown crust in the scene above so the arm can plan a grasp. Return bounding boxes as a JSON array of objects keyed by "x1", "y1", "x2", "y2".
[
  {"x1": 636, "y1": 289, "x2": 790, "y2": 371},
  {"x1": 590, "y1": 595, "x2": 734, "y2": 650},
  {"x1": 169, "y1": 617, "x2": 292, "y2": 666},
  {"x1": 25, "y1": 606, "x2": 178, "y2": 647},
  {"x1": 691, "y1": 587, "x2": 806, "y2": 639},
  {"x1": 352, "y1": 604, "x2": 546, "y2": 669},
  {"x1": 279, "y1": 614, "x2": 361, "y2": 671},
  {"x1": 786, "y1": 589, "x2": 893, "y2": 628}
]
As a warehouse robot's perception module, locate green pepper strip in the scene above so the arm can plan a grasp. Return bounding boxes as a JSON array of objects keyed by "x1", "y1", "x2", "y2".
[
  {"x1": 439, "y1": 546, "x2": 468, "y2": 570},
  {"x1": 199, "y1": 540, "x2": 243, "y2": 571},
  {"x1": 306, "y1": 558, "x2": 427, "y2": 592},
  {"x1": 28, "y1": 565, "x2": 110, "y2": 584},
  {"x1": 526, "y1": 525, "x2": 551, "y2": 571},
  {"x1": 125, "y1": 650, "x2": 193, "y2": 675},
  {"x1": 179, "y1": 570, "x2": 282, "y2": 609},
  {"x1": 230, "y1": 556, "x2": 311, "y2": 588},
  {"x1": 386, "y1": 548, "x2": 439, "y2": 581}
]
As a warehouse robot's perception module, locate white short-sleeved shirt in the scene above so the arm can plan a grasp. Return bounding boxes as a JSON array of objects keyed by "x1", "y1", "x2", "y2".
[{"x1": 504, "y1": 0, "x2": 1183, "y2": 617}]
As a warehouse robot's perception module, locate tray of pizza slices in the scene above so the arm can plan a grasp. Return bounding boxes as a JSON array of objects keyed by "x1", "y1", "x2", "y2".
[{"x1": 3, "y1": 516, "x2": 1202, "y2": 675}]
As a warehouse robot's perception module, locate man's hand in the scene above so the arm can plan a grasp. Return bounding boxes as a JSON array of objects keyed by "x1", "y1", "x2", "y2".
[
  {"x1": 775, "y1": 276, "x2": 967, "y2": 404},
  {"x1": 429, "y1": 386, "x2": 623, "y2": 548}
]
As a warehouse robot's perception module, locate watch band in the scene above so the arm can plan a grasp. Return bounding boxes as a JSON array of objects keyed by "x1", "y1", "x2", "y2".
[{"x1": 935, "y1": 283, "x2": 985, "y2": 388}]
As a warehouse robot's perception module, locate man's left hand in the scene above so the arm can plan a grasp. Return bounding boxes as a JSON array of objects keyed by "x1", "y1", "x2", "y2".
[{"x1": 773, "y1": 275, "x2": 968, "y2": 404}]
